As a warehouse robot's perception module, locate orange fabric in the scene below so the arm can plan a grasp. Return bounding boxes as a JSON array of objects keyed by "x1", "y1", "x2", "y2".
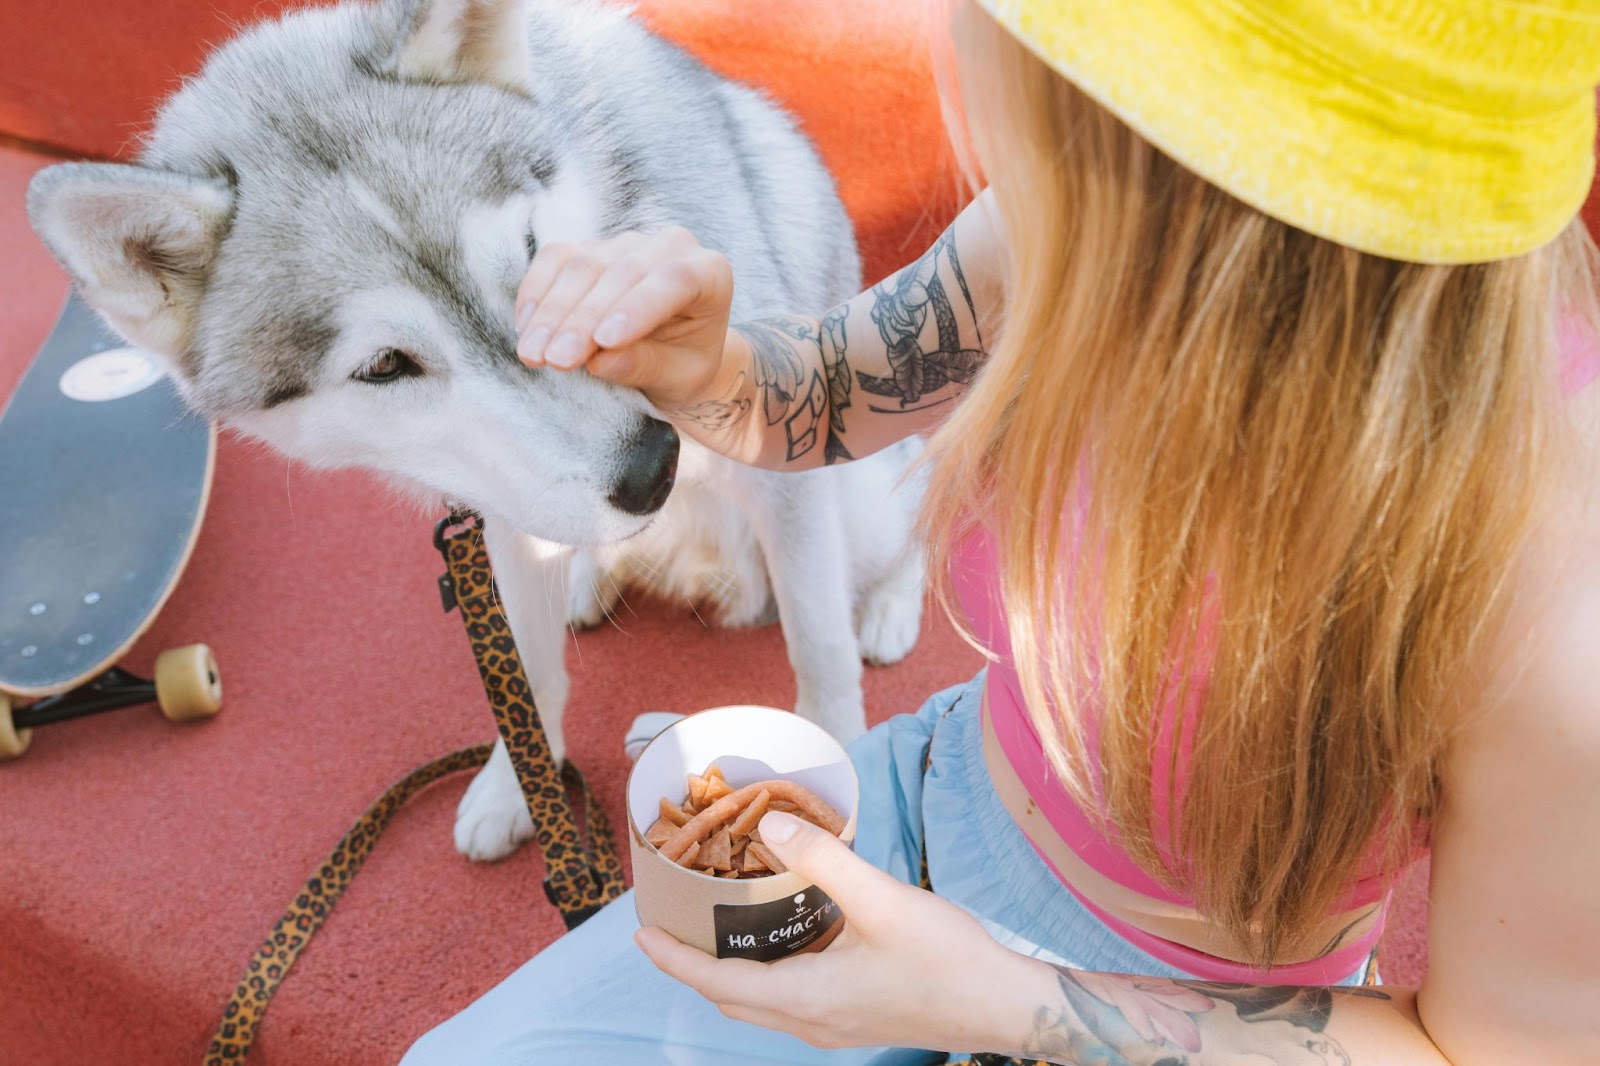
[{"x1": 0, "y1": 0, "x2": 962, "y2": 284}]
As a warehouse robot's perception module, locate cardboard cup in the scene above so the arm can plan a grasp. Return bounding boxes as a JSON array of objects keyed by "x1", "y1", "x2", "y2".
[{"x1": 628, "y1": 706, "x2": 859, "y2": 961}]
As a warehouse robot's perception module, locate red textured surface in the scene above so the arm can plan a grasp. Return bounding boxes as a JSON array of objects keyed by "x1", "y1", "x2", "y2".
[{"x1": 4, "y1": 5, "x2": 1599, "y2": 1062}]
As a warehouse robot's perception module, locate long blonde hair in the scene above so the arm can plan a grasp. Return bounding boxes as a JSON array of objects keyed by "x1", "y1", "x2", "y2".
[{"x1": 925, "y1": 4, "x2": 1600, "y2": 966}]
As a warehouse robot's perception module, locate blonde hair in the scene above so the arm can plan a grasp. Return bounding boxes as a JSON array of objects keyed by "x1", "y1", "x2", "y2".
[{"x1": 925, "y1": 3, "x2": 1600, "y2": 966}]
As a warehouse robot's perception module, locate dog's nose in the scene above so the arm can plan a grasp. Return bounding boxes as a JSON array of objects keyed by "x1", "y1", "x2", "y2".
[{"x1": 608, "y1": 417, "x2": 679, "y2": 516}]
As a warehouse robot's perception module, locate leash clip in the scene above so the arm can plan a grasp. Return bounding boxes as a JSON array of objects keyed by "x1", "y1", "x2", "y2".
[{"x1": 434, "y1": 507, "x2": 481, "y2": 613}]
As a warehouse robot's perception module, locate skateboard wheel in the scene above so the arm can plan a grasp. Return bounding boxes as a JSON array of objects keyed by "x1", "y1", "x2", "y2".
[
  {"x1": 0, "y1": 694, "x2": 32, "y2": 760},
  {"x1": 154, "y1": 644, "x2": 223, "y2": 722}
]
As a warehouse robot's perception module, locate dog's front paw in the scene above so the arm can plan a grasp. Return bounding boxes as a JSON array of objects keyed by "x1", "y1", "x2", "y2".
[
  {"x1": 454, "y1": 751, "x2": 535, "y2": 862},
  {"x1": 857, "y1": 581, "x2": 923, "y2": 666}
]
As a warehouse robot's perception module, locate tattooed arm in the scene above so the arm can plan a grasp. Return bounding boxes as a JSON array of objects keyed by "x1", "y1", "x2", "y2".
[
  {"x1": 1004, "y1": 968, "x2": 1442, "y2": 1066},
  {"x1": 514, "y1": 193, "x2": 1003, "y2": 470},
  {"x1": 678, "y1": 194, "x2": 1001, "y2": 468},
  {"x1": 636, "y1": 805, "x2": 1453, "y2": 1066},
  {"x1": 640, "y1": 714, "x2": 1600, "y2": 1066}
]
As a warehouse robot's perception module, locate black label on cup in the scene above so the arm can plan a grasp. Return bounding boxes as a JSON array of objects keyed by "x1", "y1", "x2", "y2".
[{"x1": 712, "y1": 886, "x2": 841, "y2": 961}]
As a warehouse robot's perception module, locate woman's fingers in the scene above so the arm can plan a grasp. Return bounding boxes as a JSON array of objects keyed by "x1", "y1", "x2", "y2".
[
  {"x1": 514, "y1": 239, "x2": 592, "y2": 334},
  {"x1": 535, "y1": 254, "x2": 653, "y2": 368},
  {"x1": 753, "y1": 812, "x2": 903, "y2": 931},
  {"x1": 514, "y1": 229, "x2": 730, "y2": 372},
  {"x1": 634, "y1": 927, "x2": 791, "y2": 1009},
  {"x1": 516, "y1": 246, "x2": 607, "y2": 364}
]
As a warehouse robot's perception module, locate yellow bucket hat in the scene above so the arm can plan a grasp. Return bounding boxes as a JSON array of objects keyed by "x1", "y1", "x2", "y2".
[{"x1": 974, "y1": 0, "x2": 1600, "y2": 264}]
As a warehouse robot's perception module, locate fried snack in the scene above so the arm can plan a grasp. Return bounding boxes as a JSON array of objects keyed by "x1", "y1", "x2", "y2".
[
  {"x1": 676, "y1": 839, "x2": 702, "y2": 869},
  {"x1": 727, "y1": 788, "x2": 770, "y2": 839},
  {"x1": 658, "y1": 797, "x2": 689, "y2": 827},
  {"x1": 700, "y1": 828, "x2": 733, "y2": 871},
  {"x1": 745, "y1": 841, "x2": 787, "y2": 875},
  {"x1": 644, "y1": 763, "x2": 845, "y2": 878}
]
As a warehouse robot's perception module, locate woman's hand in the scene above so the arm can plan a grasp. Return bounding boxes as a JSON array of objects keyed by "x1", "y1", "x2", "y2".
[
  {"x1": 634, "y1": 810, "x2": 1035, "y2": 1053},
  {"x1": 514, "y1": 226, "x2": 735, "y2": 409}
]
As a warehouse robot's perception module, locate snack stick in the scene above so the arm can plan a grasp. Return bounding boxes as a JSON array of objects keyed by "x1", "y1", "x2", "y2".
[
  {"x1": 658, "y1": 780, "x2": 845, "y2": 861},
  {"x1": 727, "y1": 788, "x2": 770, "y2": 839},
  {"x1": 746, "y1": 841, "x2": 787, "y2": 875},
  {"x1": 658, "y1": 798, "x2": 690, "y2": 827}
]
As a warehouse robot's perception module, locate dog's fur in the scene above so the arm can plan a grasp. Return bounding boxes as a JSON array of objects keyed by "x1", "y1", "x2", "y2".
[{"x1": 27, "y1": 0, "x2": 925, "y2": 860}]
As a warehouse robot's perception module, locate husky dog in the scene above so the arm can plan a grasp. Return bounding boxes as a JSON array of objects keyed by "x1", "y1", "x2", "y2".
[{"x1": 26, "y1": 0, "x2": 924, "y2": 861}]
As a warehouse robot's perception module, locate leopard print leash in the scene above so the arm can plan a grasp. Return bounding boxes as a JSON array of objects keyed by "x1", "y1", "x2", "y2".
[
  {"x1": 203, "y1": 510, "x2": 625, "y2": 1065},
  {"x1": 432, "y1": 510, "x2": 626, "y2": 923}
]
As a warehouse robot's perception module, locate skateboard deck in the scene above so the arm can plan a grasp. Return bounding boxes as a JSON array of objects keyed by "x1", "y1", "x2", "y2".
[{"x1": 0, "y1": 294, "x2": 215, "y2": 698}]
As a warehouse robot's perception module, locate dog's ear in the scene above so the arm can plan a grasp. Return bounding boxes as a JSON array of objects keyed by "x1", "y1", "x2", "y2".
[
  {"x1": 27, "y1": 163, "x2": 232, "y2": 368},
  {"x1": 394, "y1": 0, "x2": 533, "y2": 94}
]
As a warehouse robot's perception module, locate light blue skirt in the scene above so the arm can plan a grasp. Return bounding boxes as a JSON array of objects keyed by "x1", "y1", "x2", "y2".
[{"x1": 401, "y1": 672, "x2": 1366, "y2": 1064}]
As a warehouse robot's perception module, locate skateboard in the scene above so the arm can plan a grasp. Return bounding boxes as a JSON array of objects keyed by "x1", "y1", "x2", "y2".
[{"x1": 0, "y1": 294, "x2": 222, "y2": 759}]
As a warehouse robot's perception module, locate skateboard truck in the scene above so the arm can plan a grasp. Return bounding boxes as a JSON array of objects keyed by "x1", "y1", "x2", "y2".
[
  {"x1": 0, "y1": 645, "x2": 222, "y2": 760},
  {"x1": 12, "y1": 665, "x2": 159, "y2": 726}
]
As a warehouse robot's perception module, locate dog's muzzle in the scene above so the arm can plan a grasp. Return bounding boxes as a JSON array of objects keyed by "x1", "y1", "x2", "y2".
[{"x1": 608, "y1": 416, "x2": 679, "y2": 517}]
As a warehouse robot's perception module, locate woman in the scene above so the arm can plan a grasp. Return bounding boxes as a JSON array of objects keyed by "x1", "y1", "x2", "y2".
[{"x1": 405, "y1": 1, "x2": 1600, "y2": 1062}]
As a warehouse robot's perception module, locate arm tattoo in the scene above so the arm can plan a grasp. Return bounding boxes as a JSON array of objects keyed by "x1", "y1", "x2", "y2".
[
  {"x1": 858, "y1": 229, "x2": 985, "y2": 412},
  {"x1": 693, "y1": 227, "x2": 983, "y2": 464},
  {"x1": 727, "y1": 310, "x2": 855, "y2": 465},
  {"x1": 1021, "y1": 968, "x2": 1391, "y2": 1066}
]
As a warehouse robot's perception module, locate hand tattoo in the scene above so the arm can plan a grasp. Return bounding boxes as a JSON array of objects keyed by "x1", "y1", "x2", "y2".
[
  {"x1": 676, "y1": 370, "x2": 752, "y2": 432},
  {"x1": 858, "y1": 230, "x2": 985, "y2": 411},
  {"x1": 1018, "y1": 968, "x2": 1390, "y2": 1066}
]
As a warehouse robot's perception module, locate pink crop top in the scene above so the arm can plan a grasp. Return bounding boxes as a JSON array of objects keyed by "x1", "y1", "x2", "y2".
[{"x1": 952, "y1": 321, "x2": 1600, "y2": 984}]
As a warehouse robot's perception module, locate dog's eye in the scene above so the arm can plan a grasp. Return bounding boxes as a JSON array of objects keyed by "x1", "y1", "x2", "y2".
[
  {"x1": 524, "y1": 229, "x2": 538, "y2": 261},
  {"x1": 354, "y1": 348, "x2": 423, "y2": 384}
]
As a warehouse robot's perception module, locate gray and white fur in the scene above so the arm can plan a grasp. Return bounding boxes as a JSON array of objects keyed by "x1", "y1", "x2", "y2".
[{"x1": 27, "y1": 0, "x2": 924, "y2": 860}]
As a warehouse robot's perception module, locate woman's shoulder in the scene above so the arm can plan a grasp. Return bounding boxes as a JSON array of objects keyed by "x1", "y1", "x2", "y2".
[
  {"x1": 1461, "y1": 480, "x2": 1600, "y2": 771},
  {"x1": 1423, "y1": 456, "x2": 1600, "y2": 1061}
]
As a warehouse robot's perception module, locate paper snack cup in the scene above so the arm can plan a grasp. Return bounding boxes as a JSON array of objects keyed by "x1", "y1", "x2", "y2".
[{"x1": 628, "y1": 706, "x2": 859, "y2": 961}]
